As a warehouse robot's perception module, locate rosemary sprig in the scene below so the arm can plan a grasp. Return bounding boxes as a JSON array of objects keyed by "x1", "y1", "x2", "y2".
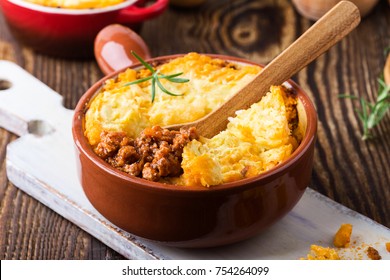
[
  {"x1": 339, "y1": 77, "x2": 390, "y2": 140},
  {"x1": 122, "y1": 51, "x2": 189, "y2": 102}
]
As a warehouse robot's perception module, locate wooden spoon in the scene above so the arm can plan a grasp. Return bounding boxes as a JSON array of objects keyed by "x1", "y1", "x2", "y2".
[{"x1": 166, "y1": 1, "x2": 360, "y2": 138}]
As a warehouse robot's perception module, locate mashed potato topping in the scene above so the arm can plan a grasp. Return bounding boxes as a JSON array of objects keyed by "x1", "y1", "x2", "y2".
[
  {"x1": 85, "y1": 53, "x2": 301, "y2": 187},
  {"x1": 24, "y1": 0, "x2": 125, "y2": 9},
  {"x1": 179, "y1": 86, "x2": 298, "y2": 186}
]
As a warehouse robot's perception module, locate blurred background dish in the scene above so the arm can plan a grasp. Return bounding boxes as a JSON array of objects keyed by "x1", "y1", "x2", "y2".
[
  {"x1": 0, "y1": 0, "x2": 168, "y2": 58},
  {"x1": 291, "y1": 0, "x2": 379, "y2": 20}
]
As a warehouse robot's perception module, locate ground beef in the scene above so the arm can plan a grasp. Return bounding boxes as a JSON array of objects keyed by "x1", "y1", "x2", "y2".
[{"x1": 94, "y1": 126, "x2": 198, "y2": 181}]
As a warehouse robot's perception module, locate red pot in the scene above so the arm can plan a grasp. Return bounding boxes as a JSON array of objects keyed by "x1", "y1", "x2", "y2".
[{"x1": 0, "y1": 0, "x2": 168, "y2": 58}]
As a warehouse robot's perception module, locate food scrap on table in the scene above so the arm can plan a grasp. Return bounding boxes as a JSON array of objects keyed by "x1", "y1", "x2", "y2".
[
  {"x1": 333, "y1": 223, "x2": 353, "y2": 248},
  {"x1": 367, "y1": 246, "x2": 382, "y2": 260},
  {"x1": 302, "y1": 223, "x2": 388, "y2": 260},
  {"x1": 301, "y1": 245, "x2": 340, "y2": 260}
]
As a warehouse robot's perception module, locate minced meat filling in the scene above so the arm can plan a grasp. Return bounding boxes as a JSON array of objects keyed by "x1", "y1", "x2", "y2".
[{"x1": 94, "y1": 126, "x2": 198, "y2": 181}]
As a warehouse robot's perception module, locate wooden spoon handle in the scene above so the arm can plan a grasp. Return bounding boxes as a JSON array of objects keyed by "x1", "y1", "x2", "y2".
[{"x1": 176, "y1": 0, "x2": 360, "y2": 138}]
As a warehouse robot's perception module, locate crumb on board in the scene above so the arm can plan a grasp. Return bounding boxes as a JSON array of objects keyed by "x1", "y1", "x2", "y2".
[
  {"x1": 301, "y1": 245, "x2": 340, "y2": 260},
  {"x1": 302, "y1": 223, "x2": 389, "y2": 260},
  {"x1": 367, "y1": 247, "x2": 382, "y2": 260},
  {"x1": 333, "y1": 223, "x2": 353, "y2": 248}
]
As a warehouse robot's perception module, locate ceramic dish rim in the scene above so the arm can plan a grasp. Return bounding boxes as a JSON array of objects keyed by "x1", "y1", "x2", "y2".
[{"x1": 7, "y1": 0, "x2": 137, "y2": 14}]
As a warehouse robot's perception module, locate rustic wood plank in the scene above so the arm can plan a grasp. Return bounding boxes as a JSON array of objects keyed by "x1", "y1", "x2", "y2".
[{"x1": 294, "y1": 2, "x2": 390, "y2": 228}]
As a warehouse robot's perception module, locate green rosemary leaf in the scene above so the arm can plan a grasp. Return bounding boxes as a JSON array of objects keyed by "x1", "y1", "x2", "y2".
[
  {"x1": 338, "y1": 94, "x2": 358, "y2": 99},
  {"x1": 360, "y1": 98, "x2": 368, "y2": 121},
  {"x1": 165, "y1": 77, "x2": 190, "y2": 83},
  {"x1": 122, "y1": 76, "x2": 153, "y2": 86},
  {"x1": 371, "y1": 101, "x2": 390, "y2": 127},
  {"x1": 151, "y1": 76, "x2": 156, "y2": 103},
  {"x1": 158, "y1": 73, "x2": 190, "y2": 83},
  {"x1": 377, "y1": 85, "x2": 390, "y2": 103},
  {"x1": 356, "y1": 110, "x2": 365, "y2": 123},
  {"x1": 158, "y1": 72, "x2": 184, "y2": 79},
  {"x1": 122, "y1": 51, "x2": 190, "y2": 102},
  {"x1": 131, "y1": 51, "x2": 155, "y2": 73},
  {"x1": 155, "y1": 77, "x2": 183, "y2": 96},
  {"x1": 367, "y1": 102, "x2": 375, "y2": 111},
  {"x1": 340, "y1": 76, "x2": 390, "y2": 140},
  {"x1": 378, "y1": 77, "x2": 386, "y2": 88}
]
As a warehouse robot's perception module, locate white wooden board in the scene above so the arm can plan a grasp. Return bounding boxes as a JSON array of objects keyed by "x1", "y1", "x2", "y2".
[{"x1": 0, "y1": 60, "x2": 389, "y2": 260}]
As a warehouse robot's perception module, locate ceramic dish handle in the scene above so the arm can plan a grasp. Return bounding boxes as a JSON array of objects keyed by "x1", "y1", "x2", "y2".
[{"x1": 117, "y1": 0, "x2": 169, "y2": 23}]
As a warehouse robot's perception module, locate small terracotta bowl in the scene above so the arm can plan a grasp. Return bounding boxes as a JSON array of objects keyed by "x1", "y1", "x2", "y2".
[
  {"x1": 72, "y1": 54, "x2": 318, "y2": 248},
  {"x1": 0, "y1": 0, "x2": 168, "y2": 58}
]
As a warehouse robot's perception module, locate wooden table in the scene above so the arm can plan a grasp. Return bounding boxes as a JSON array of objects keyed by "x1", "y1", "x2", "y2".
[{"x1": 1, "y1": 0, "x2": 389, "y2": 260}]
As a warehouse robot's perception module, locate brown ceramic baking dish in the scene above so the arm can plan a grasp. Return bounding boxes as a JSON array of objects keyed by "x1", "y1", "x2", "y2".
[{"x1": 72, "y1": 54, "x2": 318, "y2": 248}]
